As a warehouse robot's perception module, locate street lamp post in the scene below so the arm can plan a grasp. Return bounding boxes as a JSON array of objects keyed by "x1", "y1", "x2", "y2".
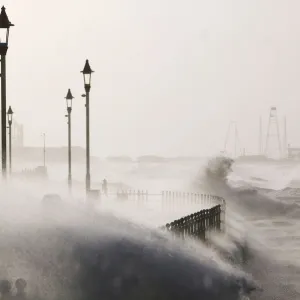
[
  {"x1": 0, "y1": 7, "x2": 14, "y2": 180},
  {"x1": 7, "y1": 106, "x2": 13, "y2": 175},
  {"x1": 81, "y1": 59, "x2": 94, "y2": 193},
  {"x1": 65, "y1": 89, "x2": 74, "y2": 193}
]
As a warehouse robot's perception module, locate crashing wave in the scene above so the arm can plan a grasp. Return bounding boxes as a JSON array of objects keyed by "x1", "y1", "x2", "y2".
[
  {"x1": 196, "y1": 155, "x2": 300, "y2": 299},
  {"x1": 0, "y1": 200, "x2": 256, "y2": 300}
]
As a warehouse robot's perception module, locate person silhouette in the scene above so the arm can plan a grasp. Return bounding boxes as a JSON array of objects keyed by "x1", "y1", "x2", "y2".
[
  {"x1": 102, "y1": 179, "x2": 108, "y2": 196},
  {"x1": 14, "y1": 279, "x2": 26, "y2": 300},
  {"x1": 0, "y1": 280, "x2": 13, "y2": 300}
]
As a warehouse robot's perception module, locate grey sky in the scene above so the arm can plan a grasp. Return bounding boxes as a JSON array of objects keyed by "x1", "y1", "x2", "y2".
[{"x1": 3, "y1": 0, "x2": 300, "y2": 156}]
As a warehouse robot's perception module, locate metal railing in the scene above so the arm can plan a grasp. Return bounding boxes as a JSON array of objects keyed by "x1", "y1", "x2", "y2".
[
  {"x1": 116, "y1": 190, "x2": 149, "y2": 201},
  {"x1": 114, "y1": 190, "x2": 226, "y2": 238},
  {"x1": 114, "y1": 190, "x2": 223, "y2": 207},
  {"x1": 92, "y1": 189, "x2": 226, "y2": 239}
]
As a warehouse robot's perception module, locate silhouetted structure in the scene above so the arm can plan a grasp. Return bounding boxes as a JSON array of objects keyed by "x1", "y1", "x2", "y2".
[
  {"x1": 106, "y1": 156, "x2": 132, "y2": 162},
  {"x1": 283, "y1": 116, "x2": 287, "y2": 158},
  {"x1": 12, "y1": 146, "x2": 93, "y2": 163},
  {"x1": 102, "y1": 178, "x2": 108, "y2": 196},
  {"x1": 0, "y1": 6, "x2": 14, "y2": 180},
  {"x1": 137, "y1": 155, "x2": 168, "y2": 163},
  {"x1": 81, "y1": 59, "x2": 94, "y2": 193},
  {"x1": 14, "y1": 278, "x2": 27, "y2": 300},
  {"x1": 7, "y1": 106, "x2": 12, "y2": 175},
  {"x1": 224, "y1": 121, "x2": 242, "y2": 158},
  {"x1": 65, "y1": 89, "x2": 74, "y2": 193},
  {"x1": 17, "y1": 166, "x2": 48, "y2": 180},
  {"x1": 265, "y1": 107, "x2": 282, "y2": 158},
  {"x1": 162, "y1": 205, "x2": 222, "y2": 241}
]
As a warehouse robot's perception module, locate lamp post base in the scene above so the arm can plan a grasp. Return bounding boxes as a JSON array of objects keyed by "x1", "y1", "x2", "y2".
[
  {"x1": 86, "y1": 173, "x2": 91, "y2": 193},
  {"x1": 68, "y1": 175, "x2": 72, "y2": 194}
]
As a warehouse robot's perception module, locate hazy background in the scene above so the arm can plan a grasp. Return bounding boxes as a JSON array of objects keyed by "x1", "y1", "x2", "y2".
[{"x1": 4, "y1": 0, "x2": 300, "y2": 157}]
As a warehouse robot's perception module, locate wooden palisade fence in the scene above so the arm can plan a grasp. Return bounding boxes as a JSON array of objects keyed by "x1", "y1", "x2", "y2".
[{"x1": 161, "y1": 204, "x2": 224, "y2": 241}]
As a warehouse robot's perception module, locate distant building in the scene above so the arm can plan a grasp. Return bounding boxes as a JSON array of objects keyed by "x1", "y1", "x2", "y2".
[
  {"x1": 106, "y1": 156, "x2": 132, "y2": 162},
  {"x1": 12, "y1": 146, "x2": 95, "y2": 163},
  {"x1": 137, "y1": 155, "x2": 167, "y2": 163}
]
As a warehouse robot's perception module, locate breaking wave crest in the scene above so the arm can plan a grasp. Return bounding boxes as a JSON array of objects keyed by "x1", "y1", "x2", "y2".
[{"x1": 199, "y1": 156, "x2": 300, "y2": 299}]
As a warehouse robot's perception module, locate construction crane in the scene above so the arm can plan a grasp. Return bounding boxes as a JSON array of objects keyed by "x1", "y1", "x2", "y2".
[
  {"x1": 264, "y1": 107, "x2": 282, "y2": 158},
  {"x1": 223, "y1": 121, "x2": 242, "y2": 158}
]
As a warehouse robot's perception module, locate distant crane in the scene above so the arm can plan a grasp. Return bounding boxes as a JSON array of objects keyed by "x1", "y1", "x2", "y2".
[
  {"x1": 264, "y1": 107, "x2": 282, "y2": 158},
  {"x1": 224, "y1": 121, "x2": 242, "y2": 158},
  {"x1": 283, "y1": 116, "x2": 287, "y2": 158}
]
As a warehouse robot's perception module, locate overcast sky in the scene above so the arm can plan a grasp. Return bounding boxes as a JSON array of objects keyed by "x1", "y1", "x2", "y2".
[{"x1": 3, "y1": 0, "x2": 300, "y2": 157}]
